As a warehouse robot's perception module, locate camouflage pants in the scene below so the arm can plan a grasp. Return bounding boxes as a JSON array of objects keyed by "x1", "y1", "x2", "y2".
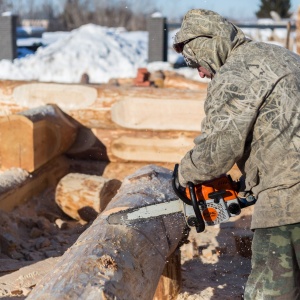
[{"x1": 244, "y1": 223, "x2": 300, "y2": 300}]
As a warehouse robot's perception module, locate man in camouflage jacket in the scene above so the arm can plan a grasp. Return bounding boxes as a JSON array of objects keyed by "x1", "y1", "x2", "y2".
[{"x1": 173, "y1": 9, "x2": 300, "y2": 299}]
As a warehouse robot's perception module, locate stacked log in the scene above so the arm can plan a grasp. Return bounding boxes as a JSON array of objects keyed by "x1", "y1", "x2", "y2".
[
  {"x1": 0, "y1": 80, "x2": 207, "y2": 165},
  {"x1": 0, "y1": 75, "x2": 208, "y2": 211}
]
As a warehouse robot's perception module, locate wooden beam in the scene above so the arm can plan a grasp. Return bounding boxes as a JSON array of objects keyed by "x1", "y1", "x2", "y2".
[
  {"x1": 0, "y1": 104, "x2": 78, "y2": 172},
  {"x1": 26, "y1": 165, "x2": 187, "y2": 299}
]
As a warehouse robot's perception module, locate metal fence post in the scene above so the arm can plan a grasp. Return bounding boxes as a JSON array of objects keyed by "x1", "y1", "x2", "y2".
[
  {"x1": 297, "y1": 6, "x2": 300, "y2": 54},
  {"x1": 147, "y1": 16, "x2": 168, "y2": 63},
  {"x1": 0, "y1": 15, "x2": 17, "y2": 61}
]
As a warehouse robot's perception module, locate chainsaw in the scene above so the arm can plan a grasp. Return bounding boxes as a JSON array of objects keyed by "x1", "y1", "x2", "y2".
[{"x1": 107, "y1": 164, "x2": 256, "y2": 233}]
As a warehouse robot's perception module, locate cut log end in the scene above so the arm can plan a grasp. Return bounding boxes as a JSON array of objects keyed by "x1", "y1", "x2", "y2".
[{"x1": 55, "y1": 173, "x2": 122, "y2": 223}]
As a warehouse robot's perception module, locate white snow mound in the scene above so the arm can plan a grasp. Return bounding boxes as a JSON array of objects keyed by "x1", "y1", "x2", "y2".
[{"x1": 0, "y1": 24, "x2": 148, "y2": 84}]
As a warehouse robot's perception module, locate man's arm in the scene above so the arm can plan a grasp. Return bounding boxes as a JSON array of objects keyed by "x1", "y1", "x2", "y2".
[{"x1": 178, "y1": 74, "x2": 265, "y2": 186}]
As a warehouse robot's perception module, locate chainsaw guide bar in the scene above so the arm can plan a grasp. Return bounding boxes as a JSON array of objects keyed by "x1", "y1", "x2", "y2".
[{"x1": 107, "y1": 198, "x2": 183, "y2": 225}]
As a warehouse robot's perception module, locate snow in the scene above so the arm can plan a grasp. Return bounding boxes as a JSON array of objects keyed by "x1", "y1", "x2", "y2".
[
  {"x1": 0, "y1": 22, "x2": 295, "y2": 84},
  {"x1": 2, "y1": 24, "x2": 150, "y2": 84},
  {"x1": 0, "y1": 168, "x2": 29, "y2": 194}
]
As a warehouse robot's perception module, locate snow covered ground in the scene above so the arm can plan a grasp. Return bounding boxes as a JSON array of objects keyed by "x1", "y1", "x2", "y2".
[{"x1": 1, "y1": 20, "x2": 297, "y2": 84}]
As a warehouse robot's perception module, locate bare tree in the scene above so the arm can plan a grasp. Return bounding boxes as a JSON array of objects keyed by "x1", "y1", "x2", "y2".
[
  {"x1": 2, "y1": 0, "x2": 157, "y2": 31},
  {"x1": 60, "y1": 0, "x2": 89, "y2": 30},
  {"x1": 0, "y1": 0, "x2": 13, "y2": 13}
]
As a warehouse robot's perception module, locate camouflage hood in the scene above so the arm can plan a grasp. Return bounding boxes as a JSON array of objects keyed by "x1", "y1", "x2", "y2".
[{"x1": 174, "y1": 9, "x2": 249, "y2": 74}]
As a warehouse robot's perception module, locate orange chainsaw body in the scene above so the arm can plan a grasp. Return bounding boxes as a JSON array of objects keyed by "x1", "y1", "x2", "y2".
[
  {"x1": 183, "y1": 175, "x2": 240, "y2": 225},
  {"x1": 185, "y1": 174, "x2": 238, "y2": 202}
]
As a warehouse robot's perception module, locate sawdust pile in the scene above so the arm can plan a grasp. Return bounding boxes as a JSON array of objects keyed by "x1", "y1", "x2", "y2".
[{"x1": 0, "y1": 188, "x2": 87, "y2": 277}]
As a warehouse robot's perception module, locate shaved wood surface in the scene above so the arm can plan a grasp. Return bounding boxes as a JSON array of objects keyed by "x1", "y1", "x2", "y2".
[
  {"x1": 67, "y1": 128, "x2": 199, "y2": 163},
  {"x1": 0, "y1": 81, "x2": 207, "y2": 130},
  {"x1": 0, "y1": 104, "x2": 78, "y2": 172},
  {"x1": 110, "y1": 97, "x2": 204, "y2": 131},
  {"x1": 55, "y1": 173, "x2": 121, "y2": 223},
  {"x1": 27, "y1": 165, "x2": 187, "y2": 300}
]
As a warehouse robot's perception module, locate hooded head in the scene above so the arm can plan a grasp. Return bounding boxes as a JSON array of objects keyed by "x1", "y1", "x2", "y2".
[{"x1": 173, "y1": 9, "x2": 249, "y2": 75}]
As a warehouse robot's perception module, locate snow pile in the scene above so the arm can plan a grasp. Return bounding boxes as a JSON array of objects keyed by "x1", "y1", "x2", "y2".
[
  {"x1": 0, "y1": 24, "x2": 148, "y2": 84},
  {"x1": 0, "y1": 22, "x2": 293, "y2": 84}
]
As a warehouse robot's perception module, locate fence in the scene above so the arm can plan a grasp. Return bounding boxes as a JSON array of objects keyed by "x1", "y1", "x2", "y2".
[{"x1": 147, "y1": 16, "x2": 297, "y2": 63}]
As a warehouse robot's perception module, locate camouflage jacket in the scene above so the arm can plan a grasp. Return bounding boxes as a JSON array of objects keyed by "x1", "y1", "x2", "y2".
[{"x1": 174, "y1": 9, "x2": 300, "y2": 229}]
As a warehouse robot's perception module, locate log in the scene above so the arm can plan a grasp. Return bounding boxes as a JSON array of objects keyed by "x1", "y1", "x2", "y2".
[
  {"x1": 27, "y1": 165, "x2": 187, "y2": 300},
  {"x1": 153, "y1": 249, "x2": 182, "y2": 300},
  {"x1": 110, "y1": 97, "x2": 204, "y2": 131},
  {"x1": 0, "y1": 81, "x2": 207, "y2": 130},
  {"x1": 0, "y1": 258, "x2": 59, "y2": 297},
  {"x1": 68, "y1": 159, "x2": 173, "y2": 181},
  {"x1": 55, "y1": 173, "x2": 121, "y2": 223},
  {"x1": 0, "y1": 155, "x2": 70, "y2": 212},
  {"x1": 12, "y1": 82, "x2": 98, "y2": 110},
  {"x1": 0, "y1": 104, "x2": 78, "y2": 172},
  {"x1": 67, "y1": 128, "x2": 198, "y2": 163},
  {"x1": 163, "y1": 71, "x2": 209, "y2": 90}
]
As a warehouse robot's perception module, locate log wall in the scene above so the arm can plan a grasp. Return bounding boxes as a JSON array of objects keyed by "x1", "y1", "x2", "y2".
[{"x1": 0, "y1": 80, "x2": 207, "y2": 168}]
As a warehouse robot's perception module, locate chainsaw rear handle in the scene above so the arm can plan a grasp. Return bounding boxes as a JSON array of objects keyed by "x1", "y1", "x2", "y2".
[
  {"x1": 172, "y1": 164, "x2": 192, "y2": 205},
  {"x1": 188, "y1": 182, "x2": 206, "y2": 233},
  {"x1": 172, "y1": 164, "x2": 206, "y2": 233}
]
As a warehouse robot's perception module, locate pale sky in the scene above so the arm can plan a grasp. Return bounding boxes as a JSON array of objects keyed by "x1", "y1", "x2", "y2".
[{"x1": 154, "y1": 0, "x2": 300, "y2": 20}]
